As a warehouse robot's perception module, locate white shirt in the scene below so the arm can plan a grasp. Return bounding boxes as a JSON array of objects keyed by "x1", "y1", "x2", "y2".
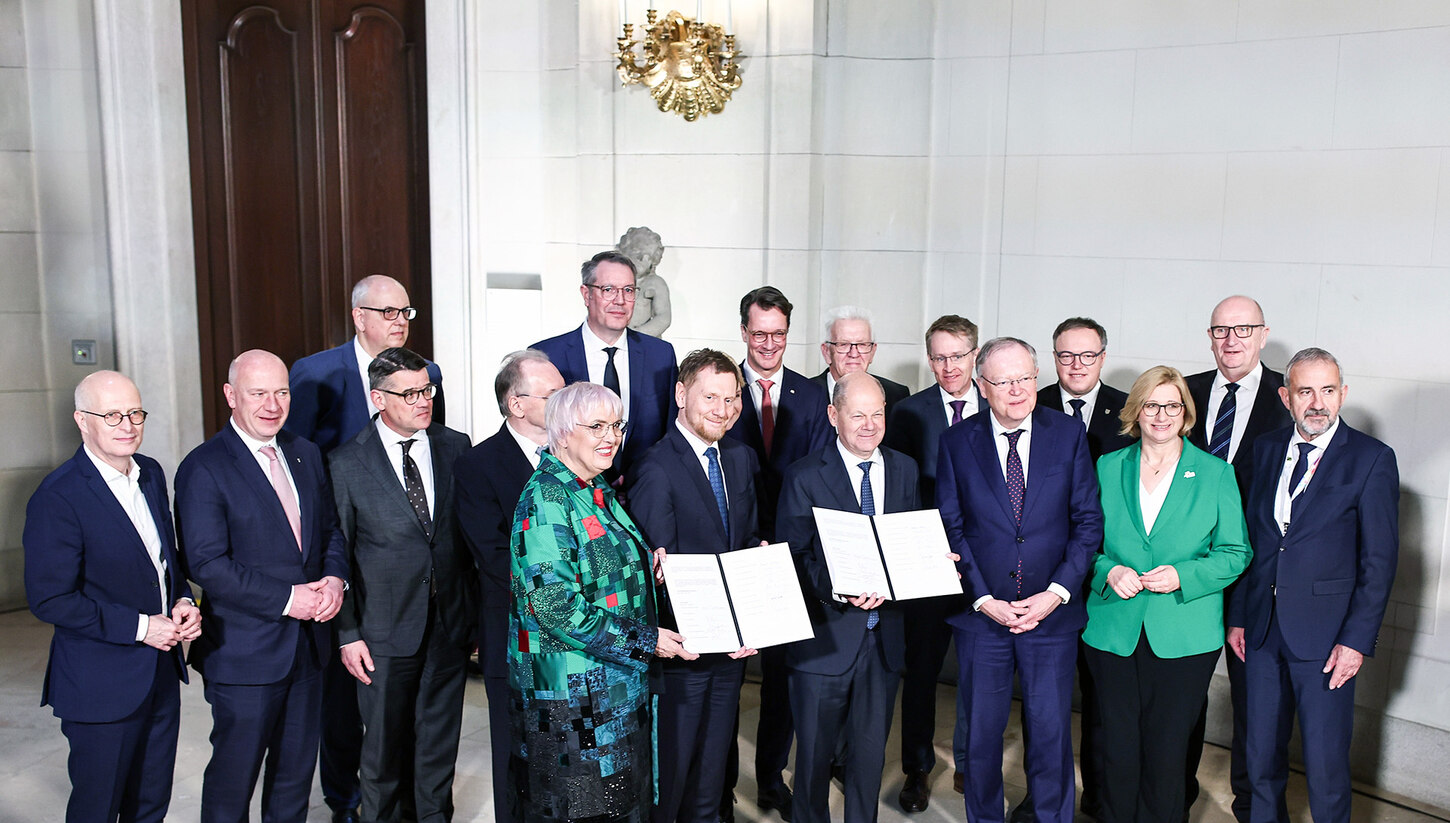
[
  {"x1": 230, "y1": 419, "x2": 303, "y2": 616},
  {"x1": 937, "y1": 384, "x2": 981, "y2": 426},
  {"x1": 353, "y1": 337, "x2": 376, "y2": 405},
  {"x1": 1059, "y1": 381, "x2": 1102, "y2": 427},
  {"x1": 974, "y1": 411, "x2": 1071, "y2": 609},
  {"x1": 677, "y1": 419, "x2": 728, "y2": 507},
  {"x1": 742, "y1": 361, "x2": 784, "y2": 432},
  {"x1": 581, "y1": 322, "x2": 631, "y2": 438},
  {"x1": 375, "y1": 416, "x2": 435, "y2": 517},
  {"x1": 1274, "y1": 417, "x2": 1339, "y2": 533},
  {"x1": 1204, "y1": 362, "x2": 1264, "y2": 465},
  {"x1": 1139, "y1": 458, "x2": 1179, "y2": 535},
  {"x1": 505, "y1": 420, "x2": 547, "y2": 470},
  {"x1": 84, "y1": 447, "x2": 168, "y2": 641},
  {"x1": 835, "y1": 439, "x2": 882, "y2": 512}
]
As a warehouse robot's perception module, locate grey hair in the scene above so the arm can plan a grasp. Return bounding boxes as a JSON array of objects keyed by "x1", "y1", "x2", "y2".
[
  {"x1": 495, "y1": 349, "x2": 553, "y2": 415},
  {"x1": 822, "y1": 305, "x2": 873, "y2": 342},
  {"x1": 351, "y1": 274, "x2": 405, "y2": 309},
  {"x1": 1285, "y1": 347, "x2": 1342, "y2": 384},
  {"x1": 976, "y1": 337, "x2": 1037, "y2": 377},
  {"x1": 544, "y1": 382, "x2": 625, "y2": 453}
]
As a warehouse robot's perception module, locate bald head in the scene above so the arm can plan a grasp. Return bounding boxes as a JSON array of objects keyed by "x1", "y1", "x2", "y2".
[
  {"x1": 74, "y1": 370, "x2": 138, "y2": 412},
  {"x1": 224, "y1": 349, "x2": 292, "y2": 440},
  {"x1": 351, "y1": 275, "x2": 413, "y2": 356},
  {"x1": 829, "y1": 372, "x2": 887, "y2": 460},
  {"x1": 1206, "y1": 294, "x2": 1270, "y2": 382},
  {"x1": 73, "y1": 371, "x2": 145, "y2": 473}
]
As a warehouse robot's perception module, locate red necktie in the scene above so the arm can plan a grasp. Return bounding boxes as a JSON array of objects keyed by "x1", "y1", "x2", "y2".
[{"x1": 758, "y1": 378, "x2": 775, "y2": 456}]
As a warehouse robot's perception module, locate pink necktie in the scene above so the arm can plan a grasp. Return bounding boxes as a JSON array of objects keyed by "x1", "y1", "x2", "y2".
[{"x1": 260, "y1": 445, "x2": 303, "y2": 550}]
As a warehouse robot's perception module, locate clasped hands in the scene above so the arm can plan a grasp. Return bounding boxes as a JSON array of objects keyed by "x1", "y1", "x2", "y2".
[
  {"x1": 1106, "y1": 564, "x2": 1180, "y2": 600},
  {"x1": 286, "y1": 575, "x2": 347, "y2": 622},
  {"x1": 142, "y1": 599, "x2": 204, "y2": 650},
  {"x1": 978, "y1": 591, "x2": 1063, "y2": 634}
]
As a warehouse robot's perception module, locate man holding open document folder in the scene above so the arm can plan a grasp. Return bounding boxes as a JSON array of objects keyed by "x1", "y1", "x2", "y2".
[
  {"x1": 628, "y1": 349, "x2": 762, "y2": 823},
  {"x1": 776, "y1": 372, "x2": 921, "y2": 823}
]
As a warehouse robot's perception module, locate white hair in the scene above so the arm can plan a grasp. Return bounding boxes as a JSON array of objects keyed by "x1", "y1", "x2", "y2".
[
  {"x1": 822, "y1": 305, "x2": 873, "y2": 341},
  {"x1": 544, "y1": 382, "x2": 625, "y2": 453}
]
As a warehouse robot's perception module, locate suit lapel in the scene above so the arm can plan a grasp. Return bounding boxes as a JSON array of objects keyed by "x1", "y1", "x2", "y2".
[
  {"x1": 340, "y1": 342, "x2": 369, "y2": 439},
  {"x1": 77, "y1": 456, "x2": 150, "y2": 563},
  {"x1": 672, "y1": 432, "x2": 729, "y2": 545},
  {"x1": 359, "y1": 424, "x2": 433, "y2": 541},
  {"x1": 723, "y1": 443, "x2": 752, "y2": 547},
  {"x1": 565, "y1": 328, "x2": 591, "y2": 385},
  {"x1": 1147, "y1": 441, "x2": 1195, "y2": 538},
  {"x1": 1283, "y1": 423, "x2": 1347, "y2": 529},
  {"x1": 967, "y1": 420, "x2": 1016, "y2": 523},
  {"x1": 1118, "y1": 443, "x2": 1149, "y2": 542},
  {"x1": 818, "y1": 449, "x2": 862, "y2": 514},
  {"x1": 275, "y1": 436, "x2": 317, "y2": 559},
  {"x1": 223, "y1": 427, "x2": 301, "y2": 552},
  {"x1": 626, "y1": 330, "x2": 645, "y2": 420}
]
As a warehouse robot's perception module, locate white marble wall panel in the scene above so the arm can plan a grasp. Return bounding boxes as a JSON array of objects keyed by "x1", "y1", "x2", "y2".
[
  {"x1": 765, "y1": 55, "x2": 814, "y2": 155},
  {"x1": 616, "y1": 154, "x2": 767, "y2": 249},
  {"x1": 574, "y1": 60, "x2": 616, "y2": 157},
  {"x1": 1235, "y1": 1, "x2": 1450, "y2": 41},
  {"x1": 1317, "y1": 265, "x2": 1449, "y2": 384},
  {"x1": 613, "y1": 59, "x2": 770, "y2": 157},
  {"x1": 1386, "y1": 648, "x2": 1450, "y2": 732},
  {"x1": 1005, "y1": 50, "x2": 1136, "y2": 156},
  {"x1": 930, "y1": 251, "x2": 999, "y2": 333},
  {"x1": 475, "y1": 1, "x2": 542, "y2": 71},
  {"x1": 480, "y1": 72, "x2": 545, "y2": 158},
  {"x1": 935, "y1": 0, "x2": 1012, "y2": 58},
  {"x1": 479, "y1": 155, "x2": 546, "y2": 249},
  {"x1": 825, "y1": 0, "x2": 934, "y2": 58},
  {"x1": 0, "y1": 232, "x2": 37, "y2": 309},
  {"x1": 0, "y1": 67, "x2": 27, "y2": 150},
  {"x1": 18, "y1": 0, "x2": 90, "y2": 70},
  {"x1": 929, "y1": 155, "x2": 1004, "y2": 254},
  {"x1": 573, "y1": 154, "x2": 616, "y2": 247},
  {"x1": 1332, "y1": 374, "x2": 1447, "y2": 504},
  {"x1": 666, "y1": 246, "x2": 775, "y2": 341},
  {"x1": 1334, "y1": 27, "x2": 1450, "y2": 150},
  {"x1": 764, "y1": 0, "x2": 821, "y2": 57},
  {"x1": 32, "y1": 150, "x2": 103, "y2": 236},
  {"x1": 0, "y1": 312, "x2": 45, "y2": 390},
  {"x1": 1132, "y1": 38, "x2": 1338, "y2": 154},
  {"x1": 1040, "y1": 1, "x2": 1238, "y2": 53},
  {"x1": 0, "y1": 0, "x2": 23, "y2": 66},
  {"x1": 1009, "y1": 0, "x2": 1046, "y2": 56},
  {"x1": 942, "y1": 57, "x2": 1010, "y2": 157},
  {"x1": 998, "y1": 155, "x2": 1037, "y2": 255},
  {"x1": 538, "y1": 69, "x2": 580, "y2": 158},
  {"x1": 763, "y1": 248, "x2": 813, "y2": 312},
  {"x1": 578, "y1": 0, "x2": 620, "y2": 67},
  {"x1": 1434, "y1": 150, "x2": 1450, "y2": 268},
  {"x1": 0, "y1": 391, "x2": 51, "y2": 469},
  {"x1": 817, "y1": 250, "x2": 926, "y2": 344},
  {"x1": 1029, "y1": 154, "x2": 1227, "y2": 259},
  {"x1": 539, "y1": 0, "x2": 583, "y2": 71},
  {"x1": 872, "y1": 341, "x2": 923, "y2": 390},
  {"x1": 0, "y1": 151, "x2": 35, "y2": 231},
  {"x1": 816, "y1": 58, "x2": 932, "y2": 157},
  {"x1": 995, "y1": 254, "x2": 1124, "y2": 355},
  {"x1": 765, "y1": 153, "x2": 813, "y2": 250},
  {"x1": 819, "y1": 156, "x2": 929, "y2": 251}
]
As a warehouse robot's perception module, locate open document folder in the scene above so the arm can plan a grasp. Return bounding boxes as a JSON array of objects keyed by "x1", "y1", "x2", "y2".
[
  {"x1": 661, "y1": 542, "x2": 815, "y2": 656},
  {"x1": 811, "y1": 507, "x2": 964, "y2": 601}
]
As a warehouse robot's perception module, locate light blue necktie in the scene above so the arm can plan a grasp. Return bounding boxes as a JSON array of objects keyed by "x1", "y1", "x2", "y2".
[
  {"x1": 705, "y1": 446, "x2": 729, "y2": 534},
  {"x1": 859, "y1": 460, "x2": 879, "y2": 630}
]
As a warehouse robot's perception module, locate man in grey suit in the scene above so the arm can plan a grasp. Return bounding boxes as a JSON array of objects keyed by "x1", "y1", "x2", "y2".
[{"x1": 329, "y1": 347, "x2": 476, "y2": 823}]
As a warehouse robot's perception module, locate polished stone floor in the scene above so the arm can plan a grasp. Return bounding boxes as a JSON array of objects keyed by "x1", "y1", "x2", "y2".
[{"x1": 2, "y1": 609, "x2": 1444, "y2": 822}]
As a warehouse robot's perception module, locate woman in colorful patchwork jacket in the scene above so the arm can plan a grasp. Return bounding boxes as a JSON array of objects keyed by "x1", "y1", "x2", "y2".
[{"x1": 507, "y1": 381, "x2": 695, "y2": 822}]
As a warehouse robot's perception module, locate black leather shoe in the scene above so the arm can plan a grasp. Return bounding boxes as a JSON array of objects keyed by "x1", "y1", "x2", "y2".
[
  {"x1": 718, "y1": 794, "x2": 735, "y2": 823},
  {"x1": 953, "y1": 771, "x2": 965, "y2": 794},
  {"x1": 1008, "y1": 797, "x2": 1037, "y2": 823},
  {"x1": 898, "y1": 770, "x2": 931, "y2": 813},
  {"x1": 758, "y1": 784, "x2": 794, "y2": 822},
  {"x1": 331, "y1": 808, "x2": 360, "y2": 823}
]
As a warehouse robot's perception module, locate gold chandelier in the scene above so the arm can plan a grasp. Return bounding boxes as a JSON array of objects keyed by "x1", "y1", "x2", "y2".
[{"x1": 616, "y1": 9, "x2": 743, "y2": 121}]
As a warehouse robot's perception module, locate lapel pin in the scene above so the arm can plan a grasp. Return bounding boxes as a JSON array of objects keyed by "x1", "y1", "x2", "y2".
[{"x1": 1183, "y1": 470, "x2": 1196, "y2": 478}]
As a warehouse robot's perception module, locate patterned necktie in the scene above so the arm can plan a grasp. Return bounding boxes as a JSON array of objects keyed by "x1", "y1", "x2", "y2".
[
  {"x1": 949, "y1": 399, "x2": 966, "y2": 425},
  {"x1": 1208, "y1": 382, "x2": 1239, "y2": 460},
  {"x1": 858, "y1": 460, "x2": 879, "y2": 630},
  {"x1": 758, "y1": 379, "x2": 775, "y2": 456},
  {"x1": 705, "y1": 446, "x2": 729, "y2": 534},
  {"x1": 260, "y1": 445, "x2": 302, "y2": 550},
  {"x1": 1003, "y1": 430, "x2": 1026, "y2": 596},
  {"x1": 400, "y1": 439, "x2": 434, "y2": 536},
  {"x1": 602, "y1": 347, "x2": 622, "y2": 398},
  {"x1": 1068, "y1": 398, "x2": 1085, "y2": 423},
  {"x1": 1287, "y1": 442, "x2": 1316, "y2": 519}
]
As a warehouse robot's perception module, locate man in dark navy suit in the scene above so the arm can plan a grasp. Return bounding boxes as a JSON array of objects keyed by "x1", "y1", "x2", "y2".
[
  {"x1": 724, "y1": 286, "x2": 834, "y2": 819},
  {"x1": 629, "y1": 348, "x2": 762, "y2": 823},
  {"x1": 1183, "y1": 295, "x2": 1290, "y2": 823},
  {"x1": 176, "y1": 350, "x2": 349, "y2": 823},
  {"x1": 1228, "y1": 348, "x2": 1398, "y2": 823},
  {"x1": 1009, "y1": 316, "x2": 1133, "y2": 823},
  {"x1": 532, "y1": 250, "x2": 679, "y2": 480},
  {"x1": 25, "y1": 371, "x2": 201, "y2": 823},
  {"x1": 884, "y1": 313, "x2": 983, "y2": 811},
  {"x1": 809, "y1": 306, "x2": 910, "y2": 421},
  {"x1": 937, "y1": 337, "x2": 1103, "y2": 823},
  {"x1": 777, "y1": 373, "x2": 920, "y2": 823},
  {"x1": 454, "y1": 349, "x2": 564, "y2": 823},
  {"x1": 285, "y1": 273, "x2": 442, "y2": 822}
]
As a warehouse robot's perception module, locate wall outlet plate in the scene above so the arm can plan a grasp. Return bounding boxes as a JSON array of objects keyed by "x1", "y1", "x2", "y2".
[{"x1": 72, "y1": 340, "x2": 97, "y2": 365}]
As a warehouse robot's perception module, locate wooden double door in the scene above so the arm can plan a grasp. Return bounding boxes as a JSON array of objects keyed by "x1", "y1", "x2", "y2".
[{"x1": 182, "y1": 0, "x2": 433, "y2": 435}]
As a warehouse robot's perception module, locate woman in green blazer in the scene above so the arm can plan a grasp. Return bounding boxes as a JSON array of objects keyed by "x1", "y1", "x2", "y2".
[{"x1": 1082, "y1": 366, "x2": 1251, "y2": 823}]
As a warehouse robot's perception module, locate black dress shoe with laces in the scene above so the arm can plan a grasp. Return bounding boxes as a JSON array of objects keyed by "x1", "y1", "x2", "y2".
[
  {"x1": 898, "y1": 770, "x2": 932, "y2": 813},
  {"x1": 757, "y1": 783, "x2": 794, "y2": 822}
]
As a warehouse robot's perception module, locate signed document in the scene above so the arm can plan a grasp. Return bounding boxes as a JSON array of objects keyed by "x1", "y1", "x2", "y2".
[
  {"x1": 663, "y1": 543, "x2": 814, "y2": 655},
  {"x1": 811, "y1": 507, "x2": 963, "y2": 601}
]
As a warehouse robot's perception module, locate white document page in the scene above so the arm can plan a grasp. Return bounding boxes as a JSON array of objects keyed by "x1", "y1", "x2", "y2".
[
  {"x1": 718, "y1": 543, "x2": 814, "y2": 649},
  {"x1": 661, "y1": 554, "x2": 745, "y2": 655},
  {"x1": 874, "y1": 509, "x2": 964, "y2": 600},
  {"x1": 811, "y1": 507, "x2": 892, "y2": 598}
]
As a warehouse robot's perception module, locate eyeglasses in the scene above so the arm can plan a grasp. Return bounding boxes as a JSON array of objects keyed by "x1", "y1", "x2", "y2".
[
  {"x1": 514, "y1": 391, "x2": 557, "y2": 401},
  {"x1": 929, "y1": 350, "x2": 976, "y2": 366},
  {"x1": 1054, "y1": 349, "x2": 1103, "y2": 365},
  {"x1": 586, "y1": 284, "x2": 637, "y2": 300},
  {"x1": 1208, "y1": 324, "x2": 1264, "y2": 340},
  {"x1": 359, "y1": 305, "x2": 417, "y2": 321},
  {"x1": 80, "y1": 409, "x2": 148, "y2": 426},
  {"x1": 376, "y1": 383, "x2": 438, "y2": 404},
  {"x1": 979, "y1": 373, "x2": 1037, "y2": 390},
  {"x1": 578, "y1": 420, "x2": 628, "y2": 439},
  {"x1": 825, "y1": 341, "x2": 876, "y2": 354},
  {"x1": 1141, "y1": 402, "x2": 1185, "y2": 417},
  {"x1": 747, "y1": 330, "x2": 789, "y2": 344}
]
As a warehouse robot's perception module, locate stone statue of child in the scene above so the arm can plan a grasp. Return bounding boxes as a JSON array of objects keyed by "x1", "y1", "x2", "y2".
[{"x1": 617, "y1": 226, "x2": 672, "y2": 337}]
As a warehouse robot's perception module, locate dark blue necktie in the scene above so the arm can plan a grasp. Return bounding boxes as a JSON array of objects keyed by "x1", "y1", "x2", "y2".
[
  {"x1": 602, "y1": 346, "x2": 621, "y2": 397},
  {"x1": 858, "y1": 460, "x2": 879, "y2": 630},
  {"x1": 705, "y1": 446, "x2": 729, "y2": 534},
  {"x1": 1287, "y1": 442, "x2": 1316, "y2": 519},
  {"x1": 1208, "y1": 382, "x2": 1239, "y2": 460},
  {"x1": 1069, "y1": 398, "x2": 1085, "y2": 423}
]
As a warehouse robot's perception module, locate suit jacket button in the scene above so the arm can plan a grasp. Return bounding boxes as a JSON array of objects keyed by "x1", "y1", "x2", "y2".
[{"x1": 1016, "y1": 536, "x2": 1025, "y2": 543}]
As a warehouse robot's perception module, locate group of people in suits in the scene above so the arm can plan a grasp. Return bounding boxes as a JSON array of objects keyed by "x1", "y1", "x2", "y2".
[{"x1": 22, "y1": 246, "x2": 1397, "y2": 823}]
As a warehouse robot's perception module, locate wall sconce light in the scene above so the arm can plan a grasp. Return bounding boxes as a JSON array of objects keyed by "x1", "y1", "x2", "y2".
[{"x1": 616, "y1": 6, "x2": 742, "y2": 121}]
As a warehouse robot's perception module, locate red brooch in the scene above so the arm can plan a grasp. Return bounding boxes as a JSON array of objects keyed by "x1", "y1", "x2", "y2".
[
  {"x1": 593, "y1": 488, "x2": 605, "y2": 509},
  {"x1": 583, "y1": 515, "x2": 606, "y2": 541}
]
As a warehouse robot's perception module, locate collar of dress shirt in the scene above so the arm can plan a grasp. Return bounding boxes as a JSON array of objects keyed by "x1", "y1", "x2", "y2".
[
  {"x1": 834, "y1": 437, "x2": 881, "y2": 473},
  {"x1": 230, "y1": 417, "x2": 281, "y2": 456},
  {"x1": 1211, "y1": 360, "x2": 1264, "y2": 398},
  {"x1": 938, "y1": 383, "x2": 979, "y2": 413},
  {"x1": 741, "y1": 359, "x2": 781, "y2": 385},
  {"x1": 1288, "y1": 414, "x2": 1340, "y2": 455},
  {"x1": 675, "y1": 418, "x2": 719, "y2": 459},
  {"x1": 505, "y1": 418, "x2": 547, "y2": 467},
  {"x1": 580, "y1": 320, "x2": 629, "y2": 354},
  {"x1": 83, "y1": 444, "x2": 141, "y2": 483},
  {"x1": 1059, "y1": 380, "x2": 1101, "y2": 412},
  {"x1": 375, "y1": 414, "x2": 430, "y2": 452},
  {"x1": 987, "y1": 406, "x2": 1034, "y2": 439}
]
